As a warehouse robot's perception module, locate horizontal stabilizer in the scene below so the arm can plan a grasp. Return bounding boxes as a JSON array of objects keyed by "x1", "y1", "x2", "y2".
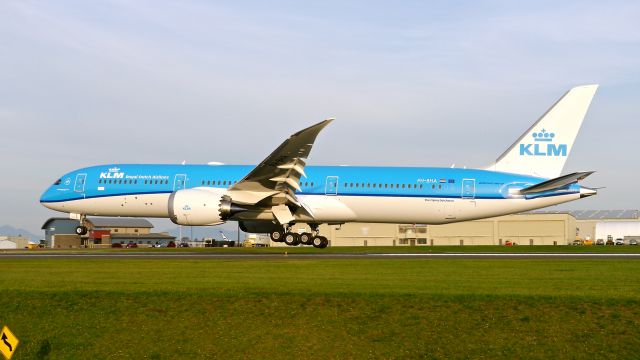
[{"x1": 520, "y1": 171, "x2": 594, "y2": 194}]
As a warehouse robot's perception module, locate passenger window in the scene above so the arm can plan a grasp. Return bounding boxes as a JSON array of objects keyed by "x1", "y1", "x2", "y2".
[
  {"x1": 402, "y1": 184, "x2": 405, "y2": 189},
  {"x1": 356, "y1": 183, "x2": 359, "y2": 188},
  {"x1": 373, "y1": 184, "x2": 376, "y2": 188},
  {"x1": 396, "y1": 184, "x2": 399, "y2": 188},
  {"x1": 419, "y1": 184, "x2": 423, "y2": 189},
  {"x1": 311, "y1": 182, "x2": 314, "y2": 187},
  {"x1": 438, "y1": 184, "x2": 442, "y2": 189},
  {"x1": 432, "y1": 184, "x2": 435, "y2": 189},
  {"x1": 135, "y1": 180, "x2": 138, "y2": 184},
  {"x1": 367, "y1": 183, "x2": 370, "y2": 188}
]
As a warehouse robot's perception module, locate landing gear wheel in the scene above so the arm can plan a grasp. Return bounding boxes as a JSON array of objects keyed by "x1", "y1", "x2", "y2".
[
  {"x1": 75, "y1": 226, "x2": 88, "y2": 236},
  {"x1": 312, "y1": 236, "x2": 328, "y2": 249},
  {"x1": 270, "y1": 230, "x2": 284, "y2": 242},
  {"x1": 299, "y1": 232, "x2": 313, "y2": 245},
  {"x1": 284, "y1": 233, "x2": 300, "y2": 246}
]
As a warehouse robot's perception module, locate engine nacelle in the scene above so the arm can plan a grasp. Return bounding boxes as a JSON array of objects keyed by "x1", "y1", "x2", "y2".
[{"x1": 168, "y1": 188, "x2": 229, "y2": 226}]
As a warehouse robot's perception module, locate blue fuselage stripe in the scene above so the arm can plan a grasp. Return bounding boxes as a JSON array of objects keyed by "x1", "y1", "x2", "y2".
[{"x1": 40, "y1": 164, "x2": 580, "y2": 204}]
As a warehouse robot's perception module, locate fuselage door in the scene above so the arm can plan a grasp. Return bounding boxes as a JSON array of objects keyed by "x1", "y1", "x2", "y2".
[
  {"x1": 174, "y1": 174, "x2": 187, "y2": 191},
  {"x1": 462, "y1": 179, "x2": 476, "y2": 199},
  {"x1": 74, "y1": 173, "x2": 87, "y2": 193},
  {"x1": 325, "y1": 176, "x2": 339, "y2": 195}
]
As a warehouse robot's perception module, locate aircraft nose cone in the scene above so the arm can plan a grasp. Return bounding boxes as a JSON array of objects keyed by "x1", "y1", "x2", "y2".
[{"x1": 580, "y1": 187, "x2": 597, "y2": 198}]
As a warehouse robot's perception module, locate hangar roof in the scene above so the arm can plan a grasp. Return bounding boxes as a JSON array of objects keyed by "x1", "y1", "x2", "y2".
[{"x1": 529, "y1": 210, "x2": 639, "y2": 220}]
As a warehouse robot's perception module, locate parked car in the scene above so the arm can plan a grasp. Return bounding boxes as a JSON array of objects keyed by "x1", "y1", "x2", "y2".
[
  {"x1": 571, "y1": 240, "x2": 583, "y2": 245},
  {"x1": 615, "y1": 238, "x2": 625, "y2": 246},
  {"x1": 178, "y1": 243, "x2": 190, "y2": 248},
  {"x1": 596, "y1": 239, "x2": 604, "y2": 245},
  {"x1": 606, "y1": 239, "x2": 614, "y2": 246},
  {"x1": 583, "y1": 240, "x2": 593, "y2": 246},
  {"x1": 630, "y1": 239, "x2": 638, "y2": 246},
  {"x1": 126, "y1": 241, "x2": 138, "y2": 248},
  {"x1": 111, "y1": 242, "x2": 122, "y2": 248},
  {"x1": 167, "y1": 241, "x2": 176, "y2": 248}
]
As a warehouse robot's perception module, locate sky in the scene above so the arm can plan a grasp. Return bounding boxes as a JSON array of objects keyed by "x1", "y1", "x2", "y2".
[{"x1": 1, "y1": 0, "x2": 639, "y2": 235}]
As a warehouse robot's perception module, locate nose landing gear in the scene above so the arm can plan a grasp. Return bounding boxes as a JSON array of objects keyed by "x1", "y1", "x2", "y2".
[{"x1": 74, "y1": 214, "x2": 88, "y2": 235}]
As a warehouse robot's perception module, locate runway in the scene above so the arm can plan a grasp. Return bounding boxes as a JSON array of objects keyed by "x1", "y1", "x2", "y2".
[{"x1": 1, "y1": 252, "x2": 640, "y2": 259}]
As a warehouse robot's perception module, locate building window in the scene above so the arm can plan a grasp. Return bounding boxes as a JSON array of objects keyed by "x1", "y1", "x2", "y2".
[
  {"x1": 134, "y1": 229, "x2": 138, "y2": 233},
  {"x1": 399, "y1": 239, "x2": 408, "y2": 245},
  {"x1": 417, "y1": 238, "x2": 427, "y2": 245},
  {"x1": 113, "y1": 229, "x2": 118, "y2": 233}
]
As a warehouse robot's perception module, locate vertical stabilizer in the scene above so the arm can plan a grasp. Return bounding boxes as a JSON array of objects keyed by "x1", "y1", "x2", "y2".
[{"x1": 488, "y1": 85, "x2": 598, "y2": 179}]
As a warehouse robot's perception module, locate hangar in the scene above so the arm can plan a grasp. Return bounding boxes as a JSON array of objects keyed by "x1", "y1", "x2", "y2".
[
  {"x1": 41, "y1": 217, "x2": 175, "y2": 248},
  {"x1": 533, "y1": 210, "x2": 640, "y2": 244},
  {"x1": 271, "y1": 213, "x2": 577, "y2": 247},
  {"x1": 0, "y1": 236, "x2": 30, "y2": 249}
]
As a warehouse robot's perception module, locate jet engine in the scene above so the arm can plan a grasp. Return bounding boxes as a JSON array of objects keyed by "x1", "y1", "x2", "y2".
[{"x1": 168, "y1": 188, "x2": 245, "y2": 226}]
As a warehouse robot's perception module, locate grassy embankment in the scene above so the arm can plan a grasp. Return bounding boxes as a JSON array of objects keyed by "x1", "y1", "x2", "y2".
[{"x1": 1, "y1": 258, "x2": 639, "y2": 359}]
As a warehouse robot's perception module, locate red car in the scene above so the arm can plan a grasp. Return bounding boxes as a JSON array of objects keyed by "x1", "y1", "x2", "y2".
[{"x1": 126, "y1": 241, "x2": 138, "y2": 248}]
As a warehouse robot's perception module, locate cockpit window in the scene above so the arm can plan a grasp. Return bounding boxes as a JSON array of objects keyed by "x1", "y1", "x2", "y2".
[{"x1": 53, "y1": 179, "x2": 62, "y2": 185}]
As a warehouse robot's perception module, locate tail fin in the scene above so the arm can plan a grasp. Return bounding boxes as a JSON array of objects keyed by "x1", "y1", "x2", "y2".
[{"x1": 488, "y1": 85, "x2": 598, "y2": 179}]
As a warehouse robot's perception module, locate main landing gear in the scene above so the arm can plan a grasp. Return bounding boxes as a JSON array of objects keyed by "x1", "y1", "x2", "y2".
[{"x1": 269, "y1": 224, "x2": 328, "y2": 248}]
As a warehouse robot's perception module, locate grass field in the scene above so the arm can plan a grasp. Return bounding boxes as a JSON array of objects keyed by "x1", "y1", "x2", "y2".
[
  {"x1": 12, "y1": 244, "x2": 640, "y2": 254},
  {"x1": 1, "y1": 257, "x2": 639, "y2": 359}
]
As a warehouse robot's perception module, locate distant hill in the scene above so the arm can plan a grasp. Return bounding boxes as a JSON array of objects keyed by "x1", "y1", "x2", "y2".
[{"x1": 0, "y1": 225, "x2": 40, "y2": 242}]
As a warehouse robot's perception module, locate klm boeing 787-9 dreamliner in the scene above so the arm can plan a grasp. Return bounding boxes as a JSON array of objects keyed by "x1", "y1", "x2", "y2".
[{"x1": 41, "y1": 85, "x2": 599, "y2": 248}]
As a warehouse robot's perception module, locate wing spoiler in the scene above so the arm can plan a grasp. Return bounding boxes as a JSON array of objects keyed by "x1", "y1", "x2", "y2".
[{"x1": 519, "y1": 171, "x2": 594, "y2": 194}]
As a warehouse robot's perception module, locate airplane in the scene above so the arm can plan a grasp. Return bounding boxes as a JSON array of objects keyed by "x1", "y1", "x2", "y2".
[{"x1": 41, "y1": 85, "x2": 599, "y2": 248}]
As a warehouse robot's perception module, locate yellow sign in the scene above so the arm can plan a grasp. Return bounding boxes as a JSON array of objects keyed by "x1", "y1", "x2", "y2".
[{"x1": 0, "y1": 326, "x2": 18, "y2": 360}]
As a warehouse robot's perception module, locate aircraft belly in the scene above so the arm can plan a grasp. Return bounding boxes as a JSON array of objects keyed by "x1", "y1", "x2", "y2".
[
  {"x1": 46, "y1": 194, "x2": 171, "y2": 217},
  {"x1": 298, "y1": 193, "x2": 581, "y2": 225}
]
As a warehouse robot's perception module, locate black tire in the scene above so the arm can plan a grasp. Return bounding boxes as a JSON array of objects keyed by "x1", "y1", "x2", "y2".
[
  {"x1": 299, "y1": 232, "x2": 312, "y2": 245},
  {"x1": 312, "y1": 236, "x2": 324, "y2": 248},
  {"x1": 284, "y1": 233, "x2": 300, "y2": 246},
  {"x1": 270, "y1": 230, "x2": 284, "y2": 242},
  {"x1": 319, "y1": 236, "x2": 328, "y2": 249},
  {"x1": 75, "y1": 226, "x2": 88, "y2": 235}
]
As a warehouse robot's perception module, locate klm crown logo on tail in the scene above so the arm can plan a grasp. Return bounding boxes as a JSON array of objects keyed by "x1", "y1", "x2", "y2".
[{"x1": 519, "y1": 129, "x2": 567, "y2": 157}]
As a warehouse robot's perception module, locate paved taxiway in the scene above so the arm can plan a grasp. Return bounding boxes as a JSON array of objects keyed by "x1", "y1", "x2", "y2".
[{"x1": 1, "y1": 253, "x2": 640, "y2": 259}]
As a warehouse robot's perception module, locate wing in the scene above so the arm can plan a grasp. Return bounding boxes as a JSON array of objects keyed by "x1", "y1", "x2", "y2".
[{"x1": 227, "y1": 119, "x2": 333, "y2": 223}]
